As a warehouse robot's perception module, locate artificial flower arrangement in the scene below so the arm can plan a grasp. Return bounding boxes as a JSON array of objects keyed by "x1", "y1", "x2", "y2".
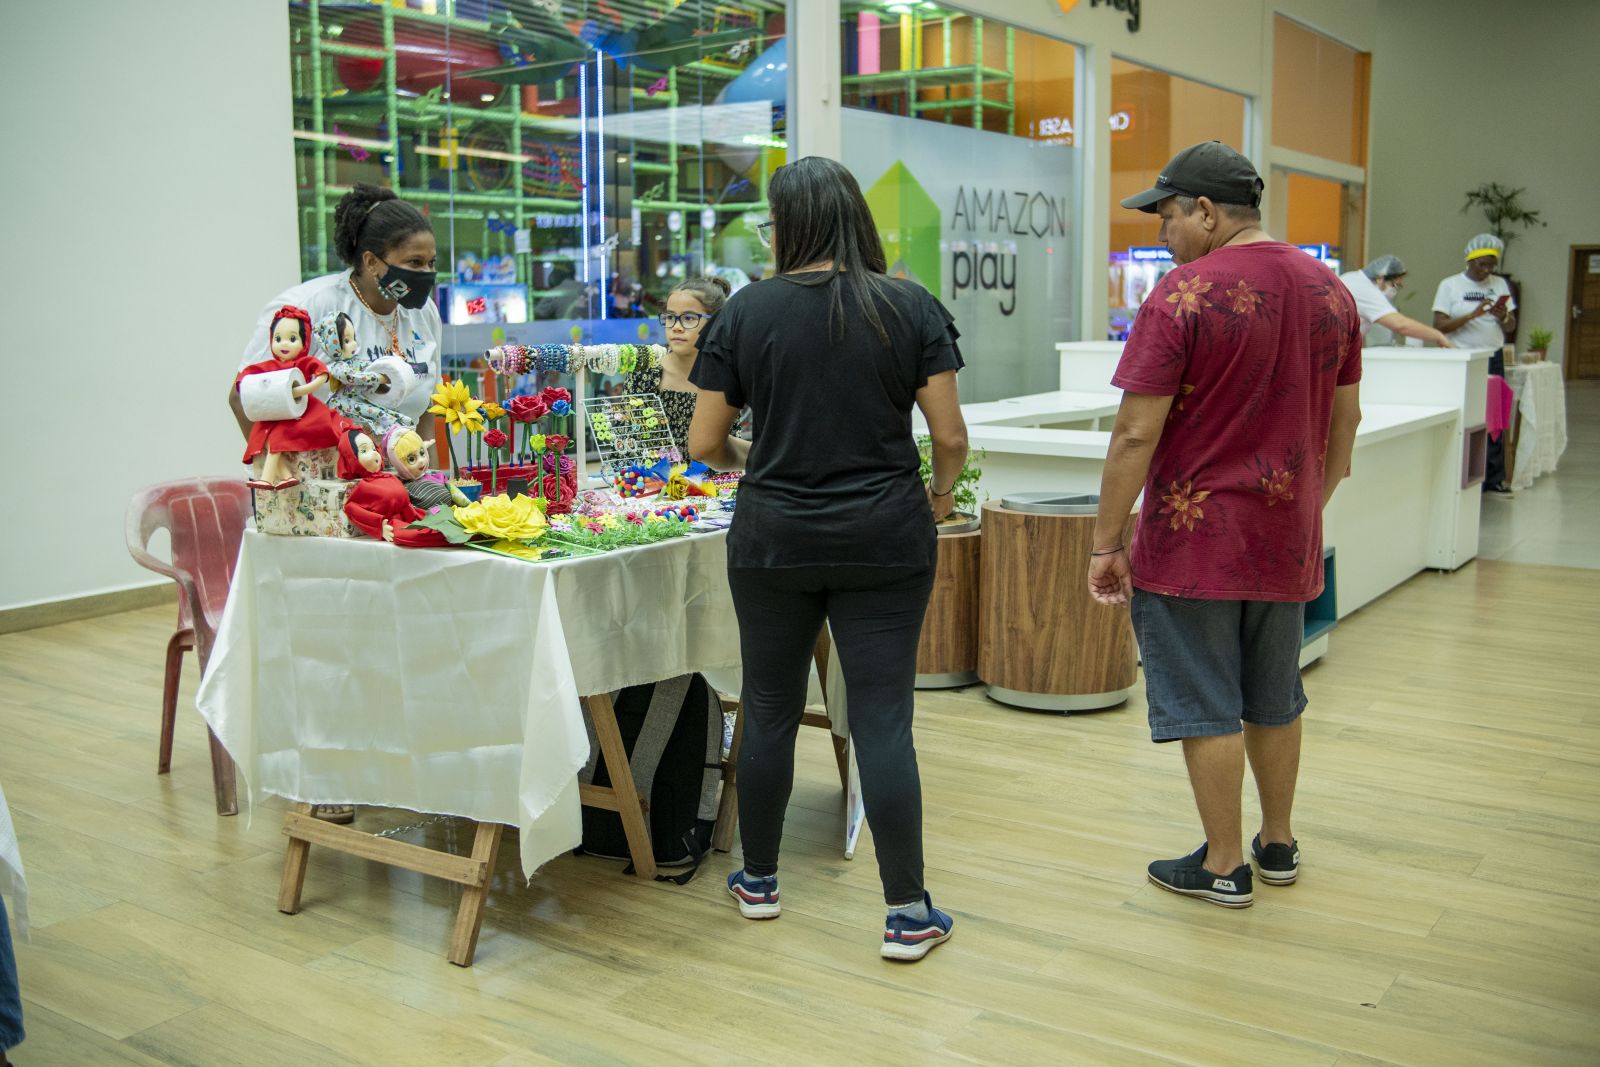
[
  {"x1": 427, "y1": 380, "x2": 579, "y2": 513},
  {"x1": 426, "y1": 379, "x2": 487, "y2": 499},
  {"x1": 408, "y1": 490, "x2": 612, "y2": 563},
  {"x1": 542, "y1": 508, "x2": 695, "y2": 552},
  {"x1": 408, "y1": 486, "x2": 699, "y2": 563}
]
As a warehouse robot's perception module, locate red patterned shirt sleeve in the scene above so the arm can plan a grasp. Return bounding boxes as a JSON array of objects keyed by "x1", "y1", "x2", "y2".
[
  {"x1": 1336, "y1": 299, "x2": 1363, "y2": 386},
  {"x1": 1111, "y1": 269, "x2": 1195, "y2": 396}
]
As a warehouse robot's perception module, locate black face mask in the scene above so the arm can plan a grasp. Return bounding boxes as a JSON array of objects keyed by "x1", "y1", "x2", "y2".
[{"x1": 376, "y1": 260, "x2": 436, "y2": 310}]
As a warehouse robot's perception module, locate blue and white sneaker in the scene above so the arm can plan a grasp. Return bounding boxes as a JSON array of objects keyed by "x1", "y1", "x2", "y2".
[
  {"x1": 1147, "y1": 843, "x2": 1253, "y2": 908},
  {"x1": 1252, "y1": 834, "x2": 1301, "y2": 885},
  {"x1": 727, "y1": 869, "x2": 780, "y2": 919},
  {"x1": 881, "y1": 893, "x2": 954, "y2": 961}
]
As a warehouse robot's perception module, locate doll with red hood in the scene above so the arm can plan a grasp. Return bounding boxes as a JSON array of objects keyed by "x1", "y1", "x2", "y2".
[
  {"x1": 336, "y1": 420, "x2": 450, "y2": 548},
  {"x1": 236, "y1": 304, "x2": 339, "y2": 490}
]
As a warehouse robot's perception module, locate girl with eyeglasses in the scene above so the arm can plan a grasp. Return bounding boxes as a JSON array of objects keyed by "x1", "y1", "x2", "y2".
[
  {"x1": 631, "y1": 275, "x2": 751, "y2": 466},
  {"x1": 687, "y1": 155, "x2": 970, "y2": 961}
]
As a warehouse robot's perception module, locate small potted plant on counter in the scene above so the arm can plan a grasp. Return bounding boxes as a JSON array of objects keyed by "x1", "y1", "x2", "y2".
[
  {"x1": 918, "y1": 436, "x2": 985, "y2": 534},
  {"x1": 1526, "y1": 327, "x2": 1553, "y2": 362}
]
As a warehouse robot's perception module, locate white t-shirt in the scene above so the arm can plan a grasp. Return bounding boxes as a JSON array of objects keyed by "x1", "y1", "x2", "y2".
[
  {"x1": 238, "y1": 270, "x2": 443, "y2": 420},
  {"x1": 1432, "y1": 271, "x2": 1514, "y2": 354},
  {"x1": 1338, "y1": 269, "x2": 1397, "y2": 337}
]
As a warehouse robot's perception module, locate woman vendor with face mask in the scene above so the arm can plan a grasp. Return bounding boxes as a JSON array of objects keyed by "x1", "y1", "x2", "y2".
[
  {"x1": 230, "y1": 183, "x2": 442, "y2": 446},
  {"x1": 228, "y1": 184, "x2": 442, "y2": 825}
]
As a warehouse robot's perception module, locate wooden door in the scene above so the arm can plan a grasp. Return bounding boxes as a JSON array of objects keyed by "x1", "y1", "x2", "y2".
[{"x1": 1567, "y1": 244, "x2": 1600, "y2": 380}]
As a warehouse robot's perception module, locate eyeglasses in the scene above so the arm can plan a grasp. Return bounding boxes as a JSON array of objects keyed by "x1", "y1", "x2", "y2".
[
  {"x1": 756, "y1": 220, "x2": 774, "y2": 249},
  {"x1": 659, "y1": 312, "x2": 707, "y2": 329}
]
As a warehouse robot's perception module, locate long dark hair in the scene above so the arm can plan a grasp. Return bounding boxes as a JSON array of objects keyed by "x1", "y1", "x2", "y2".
[{"x1": 770, "y1": 156, "x2": 897, "y2": 345}]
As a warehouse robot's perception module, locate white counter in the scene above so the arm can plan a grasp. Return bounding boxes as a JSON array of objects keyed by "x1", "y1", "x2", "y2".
[
  {"x1": 951, "y1": 343, "x2": 1492, "y2": 622},
  {"x1": 915, "y1": 390, "x2": 1119, "y2": 434}
]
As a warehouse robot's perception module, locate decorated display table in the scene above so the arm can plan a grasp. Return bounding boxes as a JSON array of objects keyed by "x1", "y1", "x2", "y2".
[
  {"x1": 1503, "y1": 362, "x2": 1568, "y2": 490},
  {"x1": 195, "y1": 527, "x2": 848, "y2": 965}
]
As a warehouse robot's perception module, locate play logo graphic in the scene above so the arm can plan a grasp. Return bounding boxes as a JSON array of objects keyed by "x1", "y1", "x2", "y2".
[{"x1": 865, "y1": 161, "x2": 941, "y2": 294}]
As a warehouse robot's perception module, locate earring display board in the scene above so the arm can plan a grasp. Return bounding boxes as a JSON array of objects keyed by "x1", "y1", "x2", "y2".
[{"x1": 582, "y1": 392, "x2": 682, "y2": 476}]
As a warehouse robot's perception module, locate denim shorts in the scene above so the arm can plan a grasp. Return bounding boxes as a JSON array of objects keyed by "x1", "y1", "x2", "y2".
[{"x1": 1130, "y1": 591, "x2": 1309, "y2": 742}]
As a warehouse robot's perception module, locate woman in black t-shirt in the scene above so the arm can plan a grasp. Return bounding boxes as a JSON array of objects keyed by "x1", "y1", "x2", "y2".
[{"x1": 688, "y1": 155, "x2": 969, "y2": 962}]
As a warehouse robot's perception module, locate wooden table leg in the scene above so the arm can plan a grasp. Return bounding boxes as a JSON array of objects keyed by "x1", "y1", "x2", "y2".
[
  {"x1": 448, "y1": 820, "x2": 504, "y2": 967},
  {"x1": 582, "y1": 692, "x2": 658, "y2": 881},
  {"x1": 278, "y1": 804, "x2": 501, "y2": 965},
  {"x1": 277, "y1": 802, "x2": 314, "y2": 914},
  {"x1": 207, "y1": 727, "x2": 239, "y2": 816}
]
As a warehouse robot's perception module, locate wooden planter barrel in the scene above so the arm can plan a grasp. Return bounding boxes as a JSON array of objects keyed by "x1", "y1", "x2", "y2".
[
  {"x1": 977, "y1": 499, "x2": 1136, "y2": 711},
  {"x1": 915, "y1": 520, "x2": 981, "y2": 688}
]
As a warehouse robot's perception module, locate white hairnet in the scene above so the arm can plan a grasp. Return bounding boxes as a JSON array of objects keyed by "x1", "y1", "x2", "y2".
[
  {"x1": 1465, "y1": 233, "x2": 1504, "y2": 260},
  {"x1": 1362, "y1": 255, "x2": 1406, "y2": 280}
]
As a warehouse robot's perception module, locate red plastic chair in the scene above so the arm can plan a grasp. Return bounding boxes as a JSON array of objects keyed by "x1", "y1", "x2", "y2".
[{"x1": 125, "y1": 477, "x2": 252, "y2": 815}]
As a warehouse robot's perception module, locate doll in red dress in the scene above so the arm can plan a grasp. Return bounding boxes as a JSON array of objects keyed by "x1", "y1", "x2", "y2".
[
  {"x1": 236, "y1": 305, "x2": 338, "y2": 490},
  {"x1": 336, "y1": 421, "x2": 449, "y2": 548}
]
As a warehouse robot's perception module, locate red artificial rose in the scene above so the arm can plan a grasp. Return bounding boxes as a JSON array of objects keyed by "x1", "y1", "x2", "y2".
[
  {"x1": 539, "y1": 386, "x2": 572, "y2": 407},
  {"x1": 507, "y1": 394, "x2": 548, "y2": 422},
  {"x1": 547, "y1": 433, "x2": 571, "y2": 453},
  {"x1": 543, "y1": 466, "x2": 578, "y2": 514},
  {"x1": 483, "y1": 428, "x2": 508, "y2": 449}
]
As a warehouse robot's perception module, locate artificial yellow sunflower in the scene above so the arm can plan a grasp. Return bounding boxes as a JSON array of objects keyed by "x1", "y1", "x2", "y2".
[{"x1": 428, "y1": 379, "x2": 486, "y2": 434}]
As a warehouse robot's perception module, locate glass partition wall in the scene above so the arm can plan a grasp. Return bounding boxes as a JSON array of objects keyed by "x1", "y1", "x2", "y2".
[
  {"x1": 839, "y1": 3, "x2": 1082, "y2": 401},
  {"x1": 1106, "y1": 58, "x2": 1247, "y2": 339},
  {"x1": 287, "y1": 0, "x2": 787, "y2": 407}
]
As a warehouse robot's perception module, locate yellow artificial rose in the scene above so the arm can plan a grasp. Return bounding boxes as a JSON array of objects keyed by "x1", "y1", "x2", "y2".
[
  {"x1": 482, "y1": 401, "x2": 506, "y2": 420},
  {"x1": 453, "y1": 493, "x2": 548, "y2": 541},
  {"x1": 529, "y1": 433, "x2": 547, "y2": 452}
]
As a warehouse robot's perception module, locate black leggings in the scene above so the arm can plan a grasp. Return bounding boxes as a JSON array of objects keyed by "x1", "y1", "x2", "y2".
[{"x1": 728, "y1": 564, "x2": 935, "y2": 905}]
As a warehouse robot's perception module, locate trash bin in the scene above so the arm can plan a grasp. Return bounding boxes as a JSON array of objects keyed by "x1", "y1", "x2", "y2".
[{"x1": 977, "y1": 493, "x2": 1136, "y2": 711}]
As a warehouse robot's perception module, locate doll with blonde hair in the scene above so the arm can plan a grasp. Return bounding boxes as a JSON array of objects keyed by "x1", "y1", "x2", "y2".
[{"x1": 383, "y1": 425, "x2": 468, "y2": 510}]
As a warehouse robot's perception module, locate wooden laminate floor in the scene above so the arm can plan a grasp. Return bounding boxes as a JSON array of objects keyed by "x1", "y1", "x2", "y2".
[{"x1": 3, "y1": 554, "x2": 1598, "y2": 1065}]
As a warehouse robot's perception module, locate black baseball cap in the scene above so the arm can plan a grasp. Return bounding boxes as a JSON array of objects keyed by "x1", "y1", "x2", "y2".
[{"x1": 1121, "y1": 141, "x2": 1264, "y2": 213}]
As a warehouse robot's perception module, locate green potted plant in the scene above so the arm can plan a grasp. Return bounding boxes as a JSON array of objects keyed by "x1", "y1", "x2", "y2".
[
  {"x1": 917, "y1": 436, "x2": 985, "y2": 534},
  {"x1": 1461, "y1": 182, "x2": 1548, "y2": 262},
  {"x1": 1527, "y1": 327, "x2": 1553, "y2": 362}
]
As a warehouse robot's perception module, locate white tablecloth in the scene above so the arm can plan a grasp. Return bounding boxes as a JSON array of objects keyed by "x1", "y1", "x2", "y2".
[
  {"x1": 197, "y1": 529, "x2": 757, "y2": 880},
  {"x1": 0, "y1": 780, "x2": 26, "y2": 942},
  {"x1": 1505, "y1": 362, "x2": 1569, "y2": 490}
]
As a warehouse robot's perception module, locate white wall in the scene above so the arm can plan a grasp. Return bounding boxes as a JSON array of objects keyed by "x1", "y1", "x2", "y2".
[
  {"x1": 0, "y1": 1, "x2": 298, "y2": 611},
  {"x1": 1367, "y1": 0, "x2": 1600, "y2": 362}
]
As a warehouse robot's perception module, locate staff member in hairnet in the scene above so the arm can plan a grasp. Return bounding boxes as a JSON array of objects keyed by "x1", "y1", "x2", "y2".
[
  {"x1": 1434, "y1": 233, "x2": 1517, "y2": 493},
  {"x1": 1337, "y1": 255, "x2": 1453, "y2": 347}
]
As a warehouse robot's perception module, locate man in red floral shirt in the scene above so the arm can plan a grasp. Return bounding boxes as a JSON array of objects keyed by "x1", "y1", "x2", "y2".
[{"x1": 1089, "y1": 141, "x2": 1363, "y2": 908}]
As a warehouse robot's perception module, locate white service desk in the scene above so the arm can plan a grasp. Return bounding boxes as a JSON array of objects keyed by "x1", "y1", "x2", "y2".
[{"x1": 947, "y1": 344, "x2": 1491, "y2": 624}]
